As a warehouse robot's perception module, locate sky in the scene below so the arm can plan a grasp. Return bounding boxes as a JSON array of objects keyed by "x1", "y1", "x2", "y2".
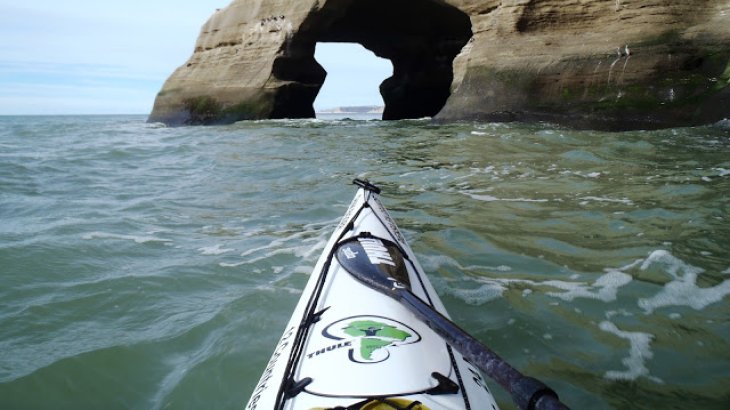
[
  {"x1": 0, "y1": 0, "x2": 392, "y2": 115},
  {"x1": 314, "y1": 43, "x2": 391, "y2": 111}
]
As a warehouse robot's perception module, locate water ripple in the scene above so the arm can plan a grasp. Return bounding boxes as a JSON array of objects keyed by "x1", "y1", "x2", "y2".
[{"x1": 0, "y1": 115, "x2": 728, "y2": 409}]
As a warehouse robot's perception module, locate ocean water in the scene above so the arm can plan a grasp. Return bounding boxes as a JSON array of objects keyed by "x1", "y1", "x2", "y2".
[{"x1": 1, "y1": 114, "x2": 729, "y2": 409}]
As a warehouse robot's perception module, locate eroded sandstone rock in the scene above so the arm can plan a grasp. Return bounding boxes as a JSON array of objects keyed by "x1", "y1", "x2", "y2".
[
  {"x1": 441, "y1": 0, "x2": 730, "y2": 129},
  {"x1": 149, "y1": 0, "x2": 730, "y2": 129}
]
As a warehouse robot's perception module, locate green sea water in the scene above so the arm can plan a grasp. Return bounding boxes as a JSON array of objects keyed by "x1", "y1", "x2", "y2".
[{"x1": 1, "y1": 114, "x2": 729, "y2": 409}]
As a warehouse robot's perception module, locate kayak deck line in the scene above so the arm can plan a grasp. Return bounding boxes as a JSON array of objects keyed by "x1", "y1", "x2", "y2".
[
  {"x1": 246, "y1": 180, "x2": 567, "y2": 410},
  {"x1": 250, "y1": 181, "x2": 497, "y2": 410},
  {"x1": 274, "y1": 192, "x2": 373, "y2": 407}
]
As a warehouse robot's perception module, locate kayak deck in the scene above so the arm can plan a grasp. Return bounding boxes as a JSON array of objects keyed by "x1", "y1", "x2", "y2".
[{"x1": 246, "y1": 185, "x2": 499, "y2": 410}]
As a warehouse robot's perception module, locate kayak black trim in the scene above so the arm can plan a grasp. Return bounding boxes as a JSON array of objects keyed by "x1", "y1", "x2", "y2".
[
  {"x1": 274, "y1": 194, "x2": 373, "y2": 408},
  {"x1": 353, "y1": 178, "x2": 382, "y2": 194},
  {"x1": 402, "y1": 253, "x2": 473, "y2": 409},
  {"x1": 299, "y1": 371, "x2": 458, "y2": 399}
]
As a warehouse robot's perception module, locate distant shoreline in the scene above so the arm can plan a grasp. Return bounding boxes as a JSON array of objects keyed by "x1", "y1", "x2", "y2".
[{"x1": 316, "y1": 105, "x2": 384, "y2": 114}]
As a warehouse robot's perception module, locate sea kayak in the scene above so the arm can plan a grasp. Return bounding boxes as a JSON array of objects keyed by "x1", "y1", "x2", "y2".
[{"x1": 245, "y1": 180, "x2": 500, "y2": 410}]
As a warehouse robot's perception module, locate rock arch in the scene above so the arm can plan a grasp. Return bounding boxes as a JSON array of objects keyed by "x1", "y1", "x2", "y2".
[
  {"x1": 149, "y1": 0, "x2": 472, "y2": 125},
  {"x1": 282, "y1": 0, "x2": 472, "y2": 120}
]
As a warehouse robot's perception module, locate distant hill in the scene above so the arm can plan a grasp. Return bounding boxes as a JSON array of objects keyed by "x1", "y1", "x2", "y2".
[{"x1": 316, "y1": 105, "x2": 384, "y2": 114}]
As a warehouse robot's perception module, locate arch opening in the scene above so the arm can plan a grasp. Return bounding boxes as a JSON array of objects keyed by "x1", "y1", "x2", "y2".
[
  {"x1": 274, "y1": 0, "x2": 472, "y2": 120},
  {"x1": 313, "y1": 42, "x2": 392, "y2": 119}
]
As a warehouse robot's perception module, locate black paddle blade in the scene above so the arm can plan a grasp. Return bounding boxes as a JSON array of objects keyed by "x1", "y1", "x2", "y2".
[{"x1": 335, "y1": 235, "x2": 410, "y2": 295}]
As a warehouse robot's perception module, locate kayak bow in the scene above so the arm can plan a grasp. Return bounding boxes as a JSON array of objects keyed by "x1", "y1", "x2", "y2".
[{"x1": 246, "y1": 180, "x2": 568, "y2": 410}]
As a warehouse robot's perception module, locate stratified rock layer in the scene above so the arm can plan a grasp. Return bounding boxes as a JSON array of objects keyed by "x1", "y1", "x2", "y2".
[
  {"x1": 441, "y1": 0, "x2": 730, "y2": 129},
  {"x1": 149, "y1": 0, "x2": 730, "y2": 129}
]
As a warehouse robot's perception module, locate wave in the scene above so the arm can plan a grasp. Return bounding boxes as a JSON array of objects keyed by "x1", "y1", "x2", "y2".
[{"x1": 82, "y1": 231, "x2": 172, "y2": 244}]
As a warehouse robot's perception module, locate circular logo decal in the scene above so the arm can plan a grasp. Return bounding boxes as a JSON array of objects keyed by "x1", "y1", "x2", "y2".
[{"x1": 321, "y1": 315, "x2": 422, "y2": 364}]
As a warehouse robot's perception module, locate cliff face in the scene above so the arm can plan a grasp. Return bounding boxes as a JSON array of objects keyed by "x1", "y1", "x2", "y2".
[
  {"x1": 441, "y1": 0, "x2": 730, "y2": 129},
  {"x1": 149, "y1": 0, "x2": 730, "y2": 129}
]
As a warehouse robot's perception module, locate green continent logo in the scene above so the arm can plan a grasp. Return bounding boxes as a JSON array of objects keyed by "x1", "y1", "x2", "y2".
[
  {"x1": 320, "y1": 316, "x2": 422, "y2": 364},
  {"x1": 342, "y1": 320, "x2": 412, "y2": 361}
]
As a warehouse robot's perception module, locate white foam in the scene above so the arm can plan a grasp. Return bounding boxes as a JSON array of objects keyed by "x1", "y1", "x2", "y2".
[
  {"x1": 464, "y1": 264, "x2": 513, "y2": 273},
  {"x1": 637, "y1": 250, "x2": 730, "y2": 313},
  {"x1": 420, "y1": 254, "x2": 513, "y2": 277},
  {"x1": 579, "y1": 196, "x2": 634, "y2": 206},
  {"x1": 419, "y1": 253, "x2": 464, "y2": 272},
  {"x1": 198, "y1": 244, "x2": 234, "y2": 255},
  {"x1": 511, "y1": 197, "x2": 549, "y2": 203},
  {"x1": 443, "y1": 282, "x2": 506, "y2": 305},
  {"x1": 255, "y1": 284, "x2": 302, "y2": 295},
  {"x1": 82, "y1": 232, "x2": 172, "y2": 244},
  {"x1": 435, "y1": 250, "x2": 727, "y2": 314},
  {"x1": 605, "y1": 309, "x2": 633, "y2": 319},
  {"x1": 599, "y1": 320, "x2": 662, "y2": 383},
  {"x1": 713, "y1": 167, "x2": 730, "y2": 177},
  {"x1": 229, "y1": 221, "x2": 333, "y2": 266},
  {"x1": 567, "y1": 171, "x2": 604, "y2": 178},
  {"x1": 464, "y1": 193, "x2": 499, "y2": 202},
  {"x1": 439, "y1": 266, "x2": 634, "y2": 305},
  {"x1": 240, "y1": 244, "x2": 270, "y2": 258},
  {"x1": 463, "y1": 191, "x2": 549, "y2": 203},
  {"x1": 240, "y1": 248, "x2": 290, "y2": 265},
  {"x1": 219, "y1": 261, "x2": 246, "y2": 268},
  {"x1": 296, "y1": 238, "x2": 328, "y2": 259},
  {"x1": 294, "y1": 265, "x2": 314, "y2": 275},
  {"x1": 545, "y1": 270, "x2": 633, "y2": 302}
]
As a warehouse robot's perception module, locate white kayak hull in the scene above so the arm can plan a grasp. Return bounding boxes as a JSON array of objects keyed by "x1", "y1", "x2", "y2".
[{"x1": 246, "y1": 184, "x2": 499, "y2": 410}]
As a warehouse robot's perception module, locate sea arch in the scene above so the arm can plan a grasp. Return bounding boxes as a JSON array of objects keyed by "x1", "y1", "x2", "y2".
[
  {"x1": 273, "y1": 0, "x2": 473, "y2": 120},
  {"x1": 148, "y1": 0, "x2": 473, "y2": 125}
]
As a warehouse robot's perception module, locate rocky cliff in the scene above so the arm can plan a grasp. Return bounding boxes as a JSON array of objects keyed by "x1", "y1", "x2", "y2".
[{"x1": 149, "y1": 0, "x2": 730, "y2": 130}]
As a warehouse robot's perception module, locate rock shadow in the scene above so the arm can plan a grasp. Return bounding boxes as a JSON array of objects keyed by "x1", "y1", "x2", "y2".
[{"x1": 275, "y1": 0, "x2": 472, "y2": 120}]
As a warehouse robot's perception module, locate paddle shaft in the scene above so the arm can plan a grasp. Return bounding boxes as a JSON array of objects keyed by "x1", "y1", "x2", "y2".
[
  {"x1": 334, "y1": 187, "x2": 571, "y2": 410},
  {"x1": 396, "y1": 289, "x2": 569, "y2": 410},
  {"x1": 338, "y1": 241, "x2": 570, "y2": 409}
]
